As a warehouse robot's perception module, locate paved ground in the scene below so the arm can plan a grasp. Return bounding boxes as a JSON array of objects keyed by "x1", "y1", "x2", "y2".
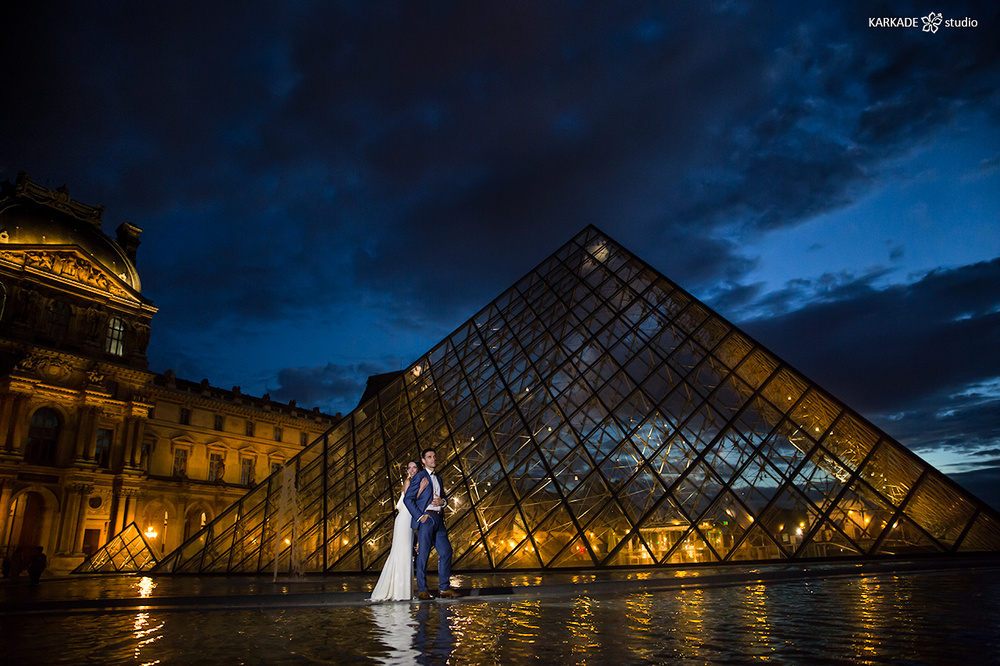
[{"x1": 1, "y1": 555, "x2": 997, "y2": 614}]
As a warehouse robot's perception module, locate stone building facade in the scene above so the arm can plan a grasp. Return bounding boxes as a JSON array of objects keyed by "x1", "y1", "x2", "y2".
[{"x1": 0, "y1": 173, "x2": 339, "y2": 573}]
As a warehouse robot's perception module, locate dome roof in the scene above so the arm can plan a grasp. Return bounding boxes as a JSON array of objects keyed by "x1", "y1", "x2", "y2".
[{"x1": 0, "y1": 175, "x2": 142, "y2": 294}]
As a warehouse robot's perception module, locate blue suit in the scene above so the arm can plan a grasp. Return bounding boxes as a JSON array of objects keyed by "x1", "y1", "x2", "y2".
[{"x1": 404, "y1": 469, "x2": 453, "y2": 592}]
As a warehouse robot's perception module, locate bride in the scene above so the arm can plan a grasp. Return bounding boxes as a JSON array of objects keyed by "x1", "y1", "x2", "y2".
[{"x1": 370, "y1": 461, "x2": 419, "y2": 601}]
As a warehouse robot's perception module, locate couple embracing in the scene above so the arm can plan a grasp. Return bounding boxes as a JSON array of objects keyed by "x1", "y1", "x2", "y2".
[{"x1": 370, "y1": 448, "x2": 461, "y2": 601}]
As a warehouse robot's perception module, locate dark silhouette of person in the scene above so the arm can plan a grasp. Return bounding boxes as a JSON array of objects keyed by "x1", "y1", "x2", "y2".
[{"x1": 27, "y1": 546, "x2": 46, "y2": 584}]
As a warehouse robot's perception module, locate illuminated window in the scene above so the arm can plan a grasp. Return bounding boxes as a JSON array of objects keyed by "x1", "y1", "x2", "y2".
[
  {"x1": 214, "y1": 414, "x2": 224, "y2": 431},
  {"x1": 180, "y1": 408, "x2": 191, "y2": 425},
  {"x1": 172, "y1": 448, "x2": 188, "y2": 478},
  {"x1": 24, "y1": 407, "x2": 61, "y2": 466},
  {"x1": 94, "y1": 428, "x2": 113, "y2": 468},
  {"x1": 274, "y1": 426, "x2": 282, "y2": 442},
  {"x1": 245, "y1": 420, "x2": 255, "y2": 437},
  {"x1": 240, "y1": 458, "x2": 255, "y2": 486},
  {"x1": 105, "y1": 316, "x2": 126, "y2": 356},
  {"x1": 209, "y1": 452, "x2": 225, "y2": 482}
]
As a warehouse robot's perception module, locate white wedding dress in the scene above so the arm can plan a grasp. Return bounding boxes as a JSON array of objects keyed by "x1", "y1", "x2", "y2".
[{"x1": 370, "y1": 490, "x2": 414, "y2": 601}]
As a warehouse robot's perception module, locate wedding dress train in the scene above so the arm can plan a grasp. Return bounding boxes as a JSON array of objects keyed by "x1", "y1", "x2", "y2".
[{"x1": 370, "y1": 491, "x2": 414, "y2": 601}]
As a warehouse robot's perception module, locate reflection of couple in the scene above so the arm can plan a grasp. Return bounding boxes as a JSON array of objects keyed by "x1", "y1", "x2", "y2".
[{"x1": 371, "y1": 448, "x2": 460, "y2": 601}]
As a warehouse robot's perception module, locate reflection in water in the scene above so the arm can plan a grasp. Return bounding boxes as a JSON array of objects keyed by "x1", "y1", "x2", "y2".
[
  {"x1": 853, "y1": 576, "x2": 884, "y2": 661},
  {"x1": 568, "y1": 596, "x2": 599, "y2": 659},
  {"x1": 135, "y1": 576, "x2": 156, "y2": 598},
  {"x1": 742, "y1": 583, "x2": 771, "y2": 658},
  {"x1": 370, "y1": 603, "x2": 419, "y2": 665},
  {"x1": 413, "y1": 602, "x2": 455, "y2": 665},
  {"x1": 132, "y1": 612, "x2": 164, "y2": 666},
  {"x1": 676, "y1": 588, "x2": 706, "y2": 660},
  {"x1": 3, "y1": 570, "x2": 998, "y2": 664}
]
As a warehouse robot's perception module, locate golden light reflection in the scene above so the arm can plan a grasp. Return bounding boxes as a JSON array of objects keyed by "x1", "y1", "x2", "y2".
[
  {"x1": 742, "y1": 583, "x2": 772, "y2": 656},
  {"x1": 676, "y1": 588, "x2": 706, "y2": 658},
  {"x1": 568, "y1": 596, "x2": 600, "y2": 657},
  {"x1": 132, "y1": 612, "x2": 164, "y2": 666},
  {"x1": 136, "y1": 576, "x2": 156, "y2": 598}
]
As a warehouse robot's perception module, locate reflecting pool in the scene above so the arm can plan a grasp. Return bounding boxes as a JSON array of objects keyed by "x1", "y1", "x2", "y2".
[{"x1": 4, "y1": 568, "x2": 998, "y2": 664}]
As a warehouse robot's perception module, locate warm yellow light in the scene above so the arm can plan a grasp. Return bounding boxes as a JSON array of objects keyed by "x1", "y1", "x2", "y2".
[
  {"x1": 284, "y1": 538, "x2": 291, "y2": 546},
  {"x1": 343, "y1": 538, "x2": 349, "y2": 544},
  {"x1": 144, "y1": 526, "x2": 158, "y2": 539}
]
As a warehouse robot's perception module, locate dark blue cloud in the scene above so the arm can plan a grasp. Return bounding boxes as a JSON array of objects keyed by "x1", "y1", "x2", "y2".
[{"x1": 0, "y1": 1, "x2": 996, "y2": 477}]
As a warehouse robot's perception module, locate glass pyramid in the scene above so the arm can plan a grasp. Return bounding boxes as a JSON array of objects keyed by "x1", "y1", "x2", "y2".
[
  {"x1": 153, "y1": 226, "x2": 1000, "y2": 574},
  {"x1": 72, "y1": 522, "x2": 159, "y2": 574}
]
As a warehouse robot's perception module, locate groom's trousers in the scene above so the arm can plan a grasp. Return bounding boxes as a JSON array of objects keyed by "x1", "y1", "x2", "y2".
[{"x1": 415, "y1": 513, "x2": 452, "y2": 592}]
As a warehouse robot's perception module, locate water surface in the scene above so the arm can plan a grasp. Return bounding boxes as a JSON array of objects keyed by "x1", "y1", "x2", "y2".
[{"x1": 4, "y1": 569, "x2": 997, "y2": 664}]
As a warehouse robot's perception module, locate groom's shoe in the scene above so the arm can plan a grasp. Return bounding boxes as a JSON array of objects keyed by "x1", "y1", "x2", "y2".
[
  {"x1": 438, "y1": 588, "x2": 461, "y2": 599},
  {"x1": 417, "y1": 590, "x2": 433, "y2": 600}
]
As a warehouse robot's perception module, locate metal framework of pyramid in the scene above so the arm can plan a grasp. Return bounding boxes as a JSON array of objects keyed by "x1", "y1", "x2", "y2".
[
  {"x1": 72, "y1": 522, "x2": 159, "y2": 574},
  {"x1": 152, "y1": 226, "x2": 1000, "y2": 575}
]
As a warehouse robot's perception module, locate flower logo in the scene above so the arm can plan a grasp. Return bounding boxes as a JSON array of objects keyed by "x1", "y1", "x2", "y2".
[{"x1": 922, "y1": 12, "x2": 943, "y2": 33}]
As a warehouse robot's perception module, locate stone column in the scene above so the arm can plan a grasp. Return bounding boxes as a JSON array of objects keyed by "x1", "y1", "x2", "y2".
[
  {"x1": 0, "y1": 396, "x2": 14, "y2": 453},
  {"x1": 4, "y1": 396, "x2": 27, "y2": 453},
  {"x1": 74, "y1": 407, "x2": 97, "y2": 460},
  {"x1": 58, "y1": 486, "x2": 82, "y2": 554},
  {"x1": 124, "y1": 417, "x2": 144, "y2": 468},
  {"x1": 124, "y1": 490, "x2": 137, "y2": 528},
  {"x1": 72, "y1": 487, "x2": 91, "y2": 553},
  {"x1": 0, "y1": 482, "x2": 13, "y2": 551}
]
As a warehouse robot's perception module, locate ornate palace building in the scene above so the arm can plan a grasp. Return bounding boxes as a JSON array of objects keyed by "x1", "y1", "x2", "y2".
[{"x1": 0, "y1": 173, "x2": 340, "y2": 573}]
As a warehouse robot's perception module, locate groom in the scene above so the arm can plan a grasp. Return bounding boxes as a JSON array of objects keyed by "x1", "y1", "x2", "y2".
[{"x1": 404, "y1": 448, "x2": 460, "y2": 599}]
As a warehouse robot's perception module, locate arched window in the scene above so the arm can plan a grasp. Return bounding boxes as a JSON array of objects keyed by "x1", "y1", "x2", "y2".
[
  {"x1": 44, "y1": 300, "x2": 72, "y2": 340},
  {"x1": 24, "y1": 407, "x2": 61, "y2": 466},
  {"x1": 105, "y1": 317, "x2": 126, "y2": 356}
]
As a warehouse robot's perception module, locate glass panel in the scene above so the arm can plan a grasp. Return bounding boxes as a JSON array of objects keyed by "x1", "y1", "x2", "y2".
[
  {"x1": 759, "y1": 367, "x2": 808, "y2": 414},
  {"x1": 958, "y1": 512, "x2": 1000, "y2": 552},
  {"x1": 729, "y1": 524, "x2": 785, "y2": 562},
  {"x1": 858, "y1": 441, "x2": 925, "y2": 507},
  {"x1": 699, "y1": 491, "x2": 755, "y2": 561},
  {"x1": 662, "y1": 528, "x2": 717, "y2": 565},
  {"x1": 826, "y1": 479, "x2": 894, "y2": 555},
  {"x1": 874, "y1": 515, "x2": 944, "y2": 555},
  {"x1": 605, "y1": 530, "x2": 655, "y2": 566},
  {"x1": 789, "y1": 389, "x2": 841, "y2": 440},
  {"x1": 902, "y1": 474, "x2": 976, "y2": 548},
  {"x1": 823, "y1": 412, "x2": 880, "y2": 472}
]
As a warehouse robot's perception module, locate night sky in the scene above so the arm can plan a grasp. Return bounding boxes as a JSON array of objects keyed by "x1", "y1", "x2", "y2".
[{"x1": 2, "y1": 2, "x2": 998, "y2": 508}]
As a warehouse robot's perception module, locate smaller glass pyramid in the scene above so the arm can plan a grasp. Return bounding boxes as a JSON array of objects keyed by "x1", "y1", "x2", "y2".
[
  {"x1": 72, "y1": 522, "x2": 158, "y2": 574},
  {"x1": 152, "y1": 226, "x2": 1000, "y2": 575}
]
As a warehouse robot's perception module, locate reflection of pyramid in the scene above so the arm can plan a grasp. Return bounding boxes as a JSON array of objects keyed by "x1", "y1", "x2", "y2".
[
  {"x1": 73, "y1": 523, "x2": 158, "y2": 574},
  {"x1": 154, "y1": 226, "x2": 1000, "y2": 574}
]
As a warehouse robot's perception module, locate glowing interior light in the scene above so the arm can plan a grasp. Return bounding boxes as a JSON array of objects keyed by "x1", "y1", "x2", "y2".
[
  {"x1": 144, "y1": 526, "x2": 158, "y2": 539},
  {"x1": 284, "y1": 538, "x2": 291, "y2": 546}
]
